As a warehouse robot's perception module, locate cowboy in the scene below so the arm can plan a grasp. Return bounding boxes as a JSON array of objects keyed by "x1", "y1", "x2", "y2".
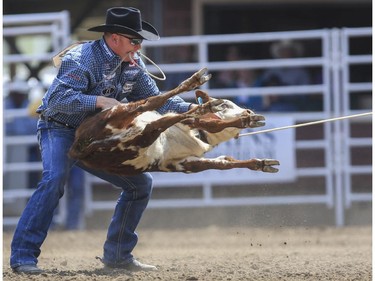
[{"x1": 10, "y1": 7, "x2": 197, "y2": 274}]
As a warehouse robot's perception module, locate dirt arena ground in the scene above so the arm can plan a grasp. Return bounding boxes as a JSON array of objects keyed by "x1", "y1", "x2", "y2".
[{"x1": 2, "y1": 225, "x2": 371, "y2": 281}]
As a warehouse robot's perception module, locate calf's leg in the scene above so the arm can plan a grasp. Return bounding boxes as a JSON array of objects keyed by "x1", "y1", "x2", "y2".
[
  {"x1": 136, "y1": 68, "x2": 211, "y2": 113},
  {"x1": 128, "y1": 99, "x2": 228, "y2": 148},
  {"x1": 179, "y1": 156, "x2": 280, "y2": 173},
  {"x1": 181, "y1": 114, "x2": 265, "y2": 133}
]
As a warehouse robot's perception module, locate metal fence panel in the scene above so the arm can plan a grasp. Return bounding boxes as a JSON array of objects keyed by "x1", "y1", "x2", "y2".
[{"x1": 3, "y1": 16, "x2": 372, "y2": 227}]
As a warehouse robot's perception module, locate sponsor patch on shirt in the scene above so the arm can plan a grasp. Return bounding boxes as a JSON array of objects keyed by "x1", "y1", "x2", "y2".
[
  {"x1": 67, "y1": 73, "x2": 81, "y2": 81},
  {"x1": 102, "y1": 85, "x2": 116, "y2": 96},
  {"x1": 122, "y1": 82, "x2": 135, "y2": 93}
]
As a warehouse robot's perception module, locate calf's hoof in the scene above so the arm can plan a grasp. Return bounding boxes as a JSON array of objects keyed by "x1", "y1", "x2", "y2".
[
  {"x1": 181, "y1": 68, "x2": 212, "y2": 91},
  {"x1": 196, "y1": 67, "x2": 212, "y2": 84},
  {"x1": 262, "y1": 159, "x2": 280, "y2": 173},
  {"x1": 244, "y1": 114, "x2": 266, "y2": 128}
]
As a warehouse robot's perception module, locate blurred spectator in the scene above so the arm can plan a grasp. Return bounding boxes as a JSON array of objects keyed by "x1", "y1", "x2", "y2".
[
  {"x1": 163, "y1": 45, "x2": 195, "y2": 90},
  {"x1": 211, "y1": 46, "x2": 241, "y2": 88},
  {"x1": 234, "y1": 68, "x2": 264, "y2": 112},
  {"x1": 4, "y1": 80, "x2": 40, "y2": 188},
  {"x1": 211, "y1": 47, "x2": 264, "y2": 111},
  {"x1": 4, "y1": 81, "x2": 38, "y2": 135},
  {"x1": 259, "y1": 40, "x2": 311, "y2": 111}
]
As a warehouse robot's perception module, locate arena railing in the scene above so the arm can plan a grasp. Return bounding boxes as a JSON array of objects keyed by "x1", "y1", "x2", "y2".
[
  {"x1": 339, "y1": 28, "x2": 372, "y2": 209},
  {"x1": 3, "y1": 11, "x2": 70, "y2": 227},
  {"x1": 3, "y1": 24, "x2": 372, "y2": 227}
]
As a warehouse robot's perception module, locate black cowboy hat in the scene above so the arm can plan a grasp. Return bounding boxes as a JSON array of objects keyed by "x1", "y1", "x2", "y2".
[{"x1": 88, "y1": 7, "x2": 160, "y2": 41}]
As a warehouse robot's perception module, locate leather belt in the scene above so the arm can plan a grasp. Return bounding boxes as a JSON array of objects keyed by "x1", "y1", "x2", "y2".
[{"x1": 40, "y1": 114, "x2": 75, "y2": 129}]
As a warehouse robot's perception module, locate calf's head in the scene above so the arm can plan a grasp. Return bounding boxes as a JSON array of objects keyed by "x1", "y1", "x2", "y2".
[{"x1": 194, "y1": 90, "x2": 265, "y2": 146}]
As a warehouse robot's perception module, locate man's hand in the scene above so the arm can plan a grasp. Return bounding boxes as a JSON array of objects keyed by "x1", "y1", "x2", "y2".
[{"x1": 96, "y1": 96, "x2": 121, "y2": 110}]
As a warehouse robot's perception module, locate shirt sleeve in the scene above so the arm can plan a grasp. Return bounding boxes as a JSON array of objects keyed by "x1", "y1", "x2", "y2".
[{"x1": 44, "y1": 52, "x2": 98, "y2": 114}]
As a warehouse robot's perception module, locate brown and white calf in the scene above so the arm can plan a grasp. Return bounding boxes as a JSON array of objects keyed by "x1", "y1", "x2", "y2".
[{"x1": 69, "y1": 68, "x2": 280, "y2": 175}]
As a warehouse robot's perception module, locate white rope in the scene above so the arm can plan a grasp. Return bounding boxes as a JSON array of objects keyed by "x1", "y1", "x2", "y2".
[
  {"x1": 131, "y1": 51, "x2": 166, "y2": 81},
  {"x1": 238, "y1": 112, "x2": 373, "y2": 137}
]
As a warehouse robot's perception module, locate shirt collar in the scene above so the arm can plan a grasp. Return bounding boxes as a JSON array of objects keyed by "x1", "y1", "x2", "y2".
[{"x1": 100, "y1": 37, "x2": 121, "y2": 63}]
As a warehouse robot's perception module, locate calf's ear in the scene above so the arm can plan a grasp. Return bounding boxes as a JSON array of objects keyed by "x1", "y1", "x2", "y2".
[{"x1": 195, "y1": 90, "x2": 211, "y2": 104}]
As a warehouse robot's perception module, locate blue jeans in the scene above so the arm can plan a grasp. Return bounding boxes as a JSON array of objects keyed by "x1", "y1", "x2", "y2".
[
  {"x1": 10, "y1": 119, "x2": 153, "y2": 268},
  {"x1": 65, "y1": 165, "x2": 85, "y2": 230}
]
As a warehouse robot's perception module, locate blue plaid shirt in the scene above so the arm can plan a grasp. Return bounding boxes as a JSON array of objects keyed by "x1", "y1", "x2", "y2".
[{"x1": 37, "y1": 38, "x2": 192, "y2": 128}]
